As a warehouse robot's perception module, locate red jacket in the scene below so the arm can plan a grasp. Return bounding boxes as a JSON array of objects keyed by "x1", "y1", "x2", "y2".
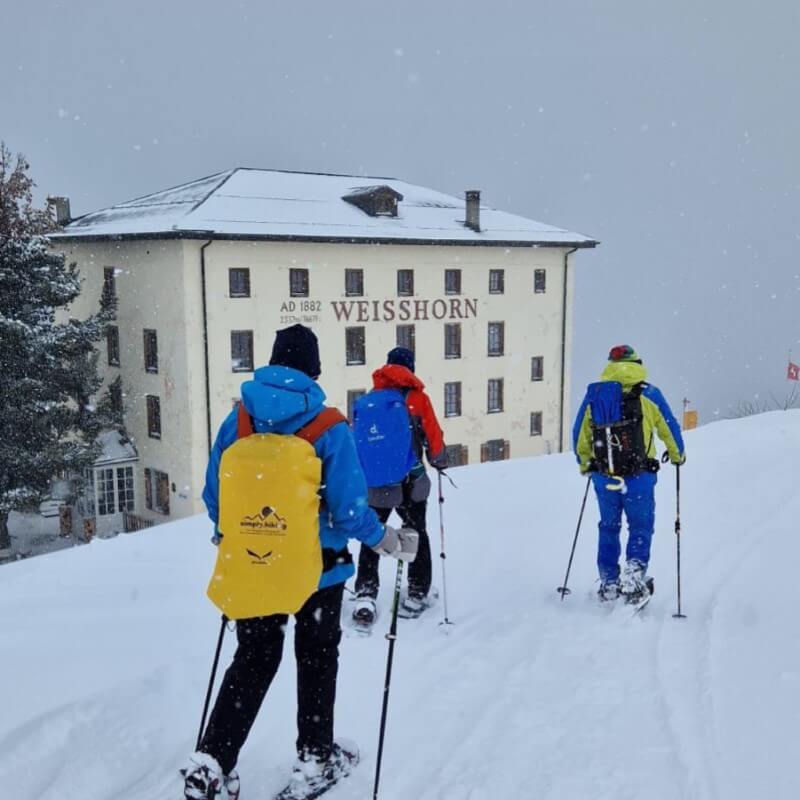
[{"x1": 371, "y1": 364, "x2": 446, "y2": 467}]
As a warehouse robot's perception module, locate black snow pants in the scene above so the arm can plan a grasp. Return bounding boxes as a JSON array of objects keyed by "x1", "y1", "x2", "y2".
[
  {"x1": 354, "y1": 495, "x2": 431, "y2": 600},
  {"x1": 199, "y1": 583, "x2": 344, "y2": 775}
]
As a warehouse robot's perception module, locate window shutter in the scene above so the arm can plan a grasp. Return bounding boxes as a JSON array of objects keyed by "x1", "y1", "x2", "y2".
[
  {"x1": 480, "y1": 443, "x2": 488, "y2": 463},
  {"x1": 503, "y1": 440, "x2": 510, "y2": 460},
  {"x1": 144, "y1": 468, "x2": 152, "y2": 510}
]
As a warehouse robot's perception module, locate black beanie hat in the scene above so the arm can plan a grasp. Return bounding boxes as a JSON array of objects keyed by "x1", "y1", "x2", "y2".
[
  {"x1": 269, "y1": 324, "x2": 321, "y2": 378},
  {"x1": 387, "y1": 346, "x2": 415, "y2": 373}
]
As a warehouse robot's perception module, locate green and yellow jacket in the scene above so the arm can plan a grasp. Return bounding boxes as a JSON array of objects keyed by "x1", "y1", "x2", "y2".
[{"x1": 572, "y1": 361, "x2": 685, "y2": 474}]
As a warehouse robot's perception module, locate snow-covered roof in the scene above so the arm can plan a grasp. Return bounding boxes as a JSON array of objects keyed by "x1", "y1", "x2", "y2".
[
  {"x1": 52, "y1": 168, "x2": 597, "y2": 248},
  {"x1": 94, "y1": 430, "x2": 138, "y2": 466}
]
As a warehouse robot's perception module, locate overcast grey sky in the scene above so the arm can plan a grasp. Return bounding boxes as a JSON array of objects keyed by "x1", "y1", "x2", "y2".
[{"x1": 2, "y1": 0, "x2": 798, "y2": 422}]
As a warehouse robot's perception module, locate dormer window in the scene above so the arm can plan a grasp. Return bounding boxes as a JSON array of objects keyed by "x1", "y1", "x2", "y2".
[{"x1": 342, "y1": 185, "x2": 403, "y2": 218}]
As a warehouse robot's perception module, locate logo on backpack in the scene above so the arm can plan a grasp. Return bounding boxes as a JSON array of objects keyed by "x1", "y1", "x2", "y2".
[
  {"x1": 246, "y1": 549, "x2": 274, "y2": 564},
  {"x1": 353, "y1": 388, "x2": 417, "y2": 487},
  {"x1": 241, "y1": 506, "x2": 287, "y2": 534}
]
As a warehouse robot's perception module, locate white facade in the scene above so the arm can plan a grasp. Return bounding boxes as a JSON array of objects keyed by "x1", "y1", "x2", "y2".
[{"x1": 53, "y1": 169, "x2": 596, "y2": 526}]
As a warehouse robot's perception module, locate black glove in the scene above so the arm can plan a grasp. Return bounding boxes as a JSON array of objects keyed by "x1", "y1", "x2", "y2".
[{"x1": 582, "y1": 458, "x2": 599, "y2": 474}]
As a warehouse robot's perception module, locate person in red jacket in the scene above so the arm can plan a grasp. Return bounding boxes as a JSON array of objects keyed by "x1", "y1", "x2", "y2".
[{"x1": 353, "y1": 347, "x2": 448, "y2": 625}]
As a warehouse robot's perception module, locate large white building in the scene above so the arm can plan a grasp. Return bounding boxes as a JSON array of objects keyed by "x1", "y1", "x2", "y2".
[{"x1": 51, "y1": 168, "x2": 596, "y2": 530}]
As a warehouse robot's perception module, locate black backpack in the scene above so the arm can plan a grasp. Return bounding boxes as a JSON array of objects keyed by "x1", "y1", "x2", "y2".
[{"x1": 586, "y1": 381, "x2": 650, "y2": 476}]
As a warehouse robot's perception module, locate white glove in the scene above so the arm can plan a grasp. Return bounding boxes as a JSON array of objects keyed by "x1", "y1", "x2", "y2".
[{"x1": 372, "y1": 525, "x2": 419, "y2": 562}]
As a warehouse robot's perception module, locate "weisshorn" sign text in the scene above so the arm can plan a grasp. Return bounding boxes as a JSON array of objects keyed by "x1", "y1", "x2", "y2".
[{"x1": 330, "y1": 298, "x2": 478, "y2": 323}]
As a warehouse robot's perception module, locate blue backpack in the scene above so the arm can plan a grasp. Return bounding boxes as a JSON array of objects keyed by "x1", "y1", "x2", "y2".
[{"x1": 353, "y1": 388, "x2": 417, "y2": 487}]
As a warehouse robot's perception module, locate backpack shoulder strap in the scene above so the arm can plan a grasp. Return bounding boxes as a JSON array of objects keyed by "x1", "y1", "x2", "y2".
[
  {"x1": 627, "y1": 382, "x2": 645, "y2": 398},
  {"x1": 295, "y1": 406, "x2": 347, "y2": 445},
  {"x1": 236, "y1": 402, "x2": 254, "y2": 438}
]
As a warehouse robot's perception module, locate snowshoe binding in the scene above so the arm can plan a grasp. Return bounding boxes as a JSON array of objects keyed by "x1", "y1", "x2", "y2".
[
  {"x1": 351, "y1": 596, "x2": 377, "y2": 634},
  {"x1": 181, "y1": 753, "x2": 239, "y2": 800},
  {"x1": 273, "y1": 740, "x2": 359, "y2": 800},
  {"x1": 397, "y1": 587, "x2": 438, "y2": 619},
  {"x1": 597, "y1": 579, "x2": 621, "y2": 603},
  {"x1": 621, "y1": 561, "x2": 654, "y2": 610}
]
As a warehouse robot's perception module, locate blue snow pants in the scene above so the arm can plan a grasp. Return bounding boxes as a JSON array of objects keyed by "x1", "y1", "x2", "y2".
[{"x1": 592, "y1": 471, "x2": 657, "y2": 583}]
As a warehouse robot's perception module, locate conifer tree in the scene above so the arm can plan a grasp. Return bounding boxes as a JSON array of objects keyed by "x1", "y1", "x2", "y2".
[{"x1": 0, "y1": 143, "x2": 115, "y2": 557}]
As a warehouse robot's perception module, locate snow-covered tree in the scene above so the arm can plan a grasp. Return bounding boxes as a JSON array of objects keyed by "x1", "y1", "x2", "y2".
[{"x1": 0, "y1": 143, "x2": 116, "y2": 556}]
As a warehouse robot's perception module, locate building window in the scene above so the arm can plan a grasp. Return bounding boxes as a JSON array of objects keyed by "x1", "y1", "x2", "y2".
[
  {"x1": 146, "y1": 395, "x2": 161, "y2": 439},
  {"x1": 144, "y1": 468, "x2": 170, "y2": 515},
  {"x1": 444, "y1": 382, "x2": 462, "y2": 418},
  {"x1": 488, "y1": 322, "x2": 505, "y2": 357},
  {"x1": 530, "y1": 411, "x2": 543, "y2": 436},
  {"x1": 97, "y1": 467, "x2": 115, "y2": 516},
  {"x1": 103, "y1": 267, "x2": 117, "y2": 299},
  {"x1": 116, "y1": 466, "x2": 135, "y2": 512},
  {"x1": 229, "y1": 268, "x2": 251, "y2": 298},
  {"x1": 346, "y1": 327, "x2": 366, "y2": 365},
  {"x1": 109, "y1": 377, "x2": 123, "y2": 415},
  {"x1": 143, "y1": 329, "x2": 158, "y2": 373},
  {"x1": 106, "y1": 325, "x2": 120, "y2": 367},
  {"x1": 396, "y1": 324, "x2": 415, "y2": 352},
  {"x1": 445, "y1": 269, "x2": 461, "y2": 295},
  {"x1": 445, "y1": 444, "x2": 469, "y2": 467},
  {"x1": 487, "y1": 378, "x2": 504, "y2": 413},
  {"x1": 345, "y1": 268, "x2": 364, "y2": 297},
  {"x1": 397, "y1": 269, "x2": 414, "y2": 297},
  {"x1": 531, "y1": 356, "x2": 544, "y2": 381},
  {"x1": 374, "y1": 194, "x2": 397, "y2": 216},
  {"x1": 444, "y1": 323, "x2": 461, "y2": 359},
  {"x1": 231, "y1": 330, "x2": 254, "y2": 372},
  {"x1": 534, "y1": 269, "x2": 546, "y2": 294},
  {"x1": 347, "y1": 389, "x2": 366, "y2": 423},
  {"x1": 481, "y1": 439, "x2": 509, "y2": 462},
  {"x1": 489, "y1": 269, "x2": 505, "y2": 294},
  {"x1": 290, "y1": 268, "x2": 309, "y2": 297}
]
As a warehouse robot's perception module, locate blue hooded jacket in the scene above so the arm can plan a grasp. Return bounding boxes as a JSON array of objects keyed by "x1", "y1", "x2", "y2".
[{"x1": 202, "y1": 365, "x2": 385, "y2": 589}]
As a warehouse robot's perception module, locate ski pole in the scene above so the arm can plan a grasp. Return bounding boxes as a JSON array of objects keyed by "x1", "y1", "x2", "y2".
[
  {"x1": 437, "y1": 470, "x2": 454, "y2": 627},
  {"x1": 672, "y1": 464, "x2": 687, "y2": 619},
  {"x1": 195, "y1": 615, "x2": 228, "y2": 750},
  {"x1": 557, "y1": 476, "x2": 592, "y2": 599},
  {"x1": 373, "y1": 559, "x2": 403, "y2": 800}
]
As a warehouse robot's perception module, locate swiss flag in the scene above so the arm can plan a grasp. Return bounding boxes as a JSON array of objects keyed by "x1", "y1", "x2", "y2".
[{"x1": 788, "y1": 361, "x2": 800, "y2": 381}]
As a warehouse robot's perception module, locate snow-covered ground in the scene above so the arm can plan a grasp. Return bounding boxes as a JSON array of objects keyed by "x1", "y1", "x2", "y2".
[{"x1": 2, "y1": 411, "x2": 799, "y2": 800}]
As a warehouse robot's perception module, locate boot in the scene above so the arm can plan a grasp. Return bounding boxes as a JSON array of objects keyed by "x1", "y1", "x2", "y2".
[
  {"x1": 274, "y1": 741, "x2": 359, "y2": 799},
  {"x1": 620, "y1": 560, "x2": 650, "y2": 604}
]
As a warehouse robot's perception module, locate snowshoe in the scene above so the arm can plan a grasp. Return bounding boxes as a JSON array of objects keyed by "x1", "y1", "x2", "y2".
[
  {"x1": 397, "y1": 587, "x2": 438, "y2": 619},
  {"x1": 182, "y1": 752, "x2": 223, "y2": 799},
  {"x1": 629, "y1": 577, "x2": 655, "y2": 613},
  {"x1": 597, "y1": 579, "x2": 621, "y2": 603},
  {"x1": 273, "y1": 740, "x2": 359, "y2": 800},
  {"x1": 351, "y1": 596, "x2": 377, "y2": 634},
  {"x1": 181, "y1": 754, "x2": 239, "y2": 800},
  {"x1": 621, "y1": 558, "x2": 655, "y2": 609},
  {"x1": 620, "y1": 560, "x2": 649, "y2": 604}
]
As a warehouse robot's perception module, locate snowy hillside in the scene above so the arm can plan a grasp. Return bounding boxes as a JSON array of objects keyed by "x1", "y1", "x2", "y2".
[{"x1": 2, "y1": 411, "x2": 799, "y2": 800}]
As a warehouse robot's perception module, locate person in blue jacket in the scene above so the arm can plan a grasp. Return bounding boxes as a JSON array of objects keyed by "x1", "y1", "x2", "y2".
[
  {"x1": 573, "y1": 345, "x2": 686, "y2": 604},
  {"x1": 183, "y1": 324, "x2": 418, "y2": 800}
]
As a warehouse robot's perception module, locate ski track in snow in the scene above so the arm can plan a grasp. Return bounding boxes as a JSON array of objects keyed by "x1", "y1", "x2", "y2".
[{"x1": 1, "y1": 412, "x2": 799, "y2": 799}]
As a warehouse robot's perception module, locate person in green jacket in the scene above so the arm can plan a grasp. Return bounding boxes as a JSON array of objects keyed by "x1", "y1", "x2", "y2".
[{"x1": 572, "y1": 345, "x2": 686, "y2": 603}]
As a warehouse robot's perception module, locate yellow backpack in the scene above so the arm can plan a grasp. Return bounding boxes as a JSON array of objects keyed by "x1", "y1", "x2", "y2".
[{"x1": 207, "y1": 403, "x2": 346, "y2": 620}]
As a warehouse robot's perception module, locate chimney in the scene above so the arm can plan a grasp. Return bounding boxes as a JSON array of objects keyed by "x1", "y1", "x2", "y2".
[
  {"x1": 465, "y1": 190, "x2": 480, "y2": 232},
  {"x1": 47, "y1": 196, "x2": 71, "y2": 226}
]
